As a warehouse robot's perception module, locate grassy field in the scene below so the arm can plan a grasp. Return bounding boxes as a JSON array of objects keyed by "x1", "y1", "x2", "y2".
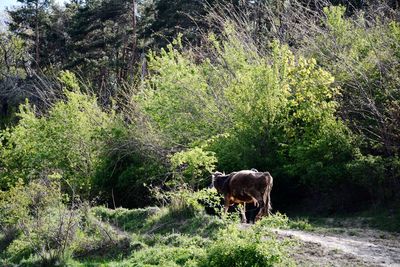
[
  {"x1": 1, "y1": 186, "x2": 398, "y2": 266},
  {"x1": 0, "y1": 189, "x2": 296, "y2": 266}
]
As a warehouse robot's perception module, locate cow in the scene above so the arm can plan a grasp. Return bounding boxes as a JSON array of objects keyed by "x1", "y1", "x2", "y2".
[{"x1": 211, "y1": 170, "x2": 273, "y2": 223}]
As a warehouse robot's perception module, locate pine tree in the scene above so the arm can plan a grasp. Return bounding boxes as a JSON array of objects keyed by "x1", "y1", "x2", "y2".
[{"x1": 8, "y1": 0, "x2": 52, "y2": 69}]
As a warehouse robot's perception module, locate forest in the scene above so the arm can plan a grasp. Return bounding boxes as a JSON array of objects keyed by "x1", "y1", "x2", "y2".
[{"x1": 0, "y1": 0, "x2": 399, "y2": 266}]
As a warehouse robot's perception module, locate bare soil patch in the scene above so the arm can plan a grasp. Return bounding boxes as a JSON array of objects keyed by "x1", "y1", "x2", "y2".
[{"x1": 275, "y1": 227, "x2": 400, "y2": 266}]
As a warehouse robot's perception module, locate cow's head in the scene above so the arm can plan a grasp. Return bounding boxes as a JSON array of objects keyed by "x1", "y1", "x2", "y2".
[
  {"x1": 211, "y1": 171, "x2": 224, "y2": 187},
  {"x1": 211, "y1": 171, "x2": 230, "y2": 194}
]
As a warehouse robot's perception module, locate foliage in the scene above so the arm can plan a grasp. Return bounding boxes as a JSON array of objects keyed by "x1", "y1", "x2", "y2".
[
  {"x1": 198, "y1": 224, "x2": 294, "y2": 267},
  {"x1": 138, "y1": 39, "x2": 223, "y2": 144},
  {"x1": 78, "y1": 192, "x2": 295, "y2": 267},
  {"x1": 127, "y1": 244, "x2": 205, "y2": 267},
  {"x1": 0, "y1": 182, "x2": 295, "y2": 266},
  {"x1": 308, "y1": 5, "x2": 400, "y2": 155},
  {"x1": 0, "y1": 71, "x2": 115, "y2": 195},
  {"x1": 7, "y1": 0, "x2": 52, "y2": 69},
  {"x1": 170, "y1": 147, "x2": 217, "y2": 189},
  {"x1": 0, "y1": 177, "x2": 133, "y2": 266},
  {"x1": 298, "y1": 5, "x2": 400, "y2": 202},
  {"x1": 139, "y1": 0, "x2": 236, "y2": 49},
  {"x1": 0, "y1": 33, "x2": 28, "y2": 79},
  {"x1": 0, "y1": 3, "x2": 400, "y2": 265},
  {"x1": 139, "y1": 26, "x2": 354, "y2": 207},
  {"x1": 93, "y1": 145, "x2": 166, "y2": 208},
  {"x1": 66, "y1": 0, "x2": 137, "y2": 94},
  {"x1": 256, "y1": 212, "x2": 313, "y2": 231},
  {"x1": 0, "y1": 176, "x2": 81, "y2": 265},
  {"x1": 0, "y1": 32, "x2": 30, "y2": 127}
]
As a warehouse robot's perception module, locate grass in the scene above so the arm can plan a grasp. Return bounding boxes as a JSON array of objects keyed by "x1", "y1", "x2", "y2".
[
  {"x1": 91, "y1": 206, "x2": 160, "y2": 232},
  {"x1": 7, "y1": 201, "x2": 398, "y2": 267},
  {"x1": 92, "y1": 205, "x2": 226, "y2": 237},
  {"x1": 307, "y1": 211, "x2": 400, "y2": 233},
  {"x1": 1, "y1": 189, "x2": 298, "y2": 266},
  {"x1": 360, "y1": 208, "x2": 400, "y2": 233},
  {"x1": 284, "y1": 203, "x2": 400, "y2": 234},
  {"x1": 72, "y1": 204, "x2": 296, "y2": 266}
]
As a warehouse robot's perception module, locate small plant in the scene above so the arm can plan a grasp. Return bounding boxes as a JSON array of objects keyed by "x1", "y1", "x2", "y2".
[
  {"x1": 256, "y1": 212, "x2": 290, "y2": 229},
  {"x1": 288, "y1": 218, "x2": 313, "y2": 231}
]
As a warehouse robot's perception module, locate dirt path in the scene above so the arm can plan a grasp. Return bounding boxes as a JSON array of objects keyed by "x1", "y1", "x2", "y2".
[{"x1": 275, "y1": 228, "x2": 400, "y2": 266}]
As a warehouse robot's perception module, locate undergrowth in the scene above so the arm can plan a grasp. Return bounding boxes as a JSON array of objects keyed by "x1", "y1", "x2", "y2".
[
  {"x1": 70, "y1": 188, "x2": 296, "y2": 266},
  {"x1": 1, "y1": 186, "x2": 297, "y2": 266}
]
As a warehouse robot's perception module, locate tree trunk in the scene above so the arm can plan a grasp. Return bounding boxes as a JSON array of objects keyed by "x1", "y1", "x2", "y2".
[
  {"x1": 129, "y1": 0, "x2": 137, "y2": 78},
  {"x1": 35, "y1": 1, "x2": 40, "y2": 69}
]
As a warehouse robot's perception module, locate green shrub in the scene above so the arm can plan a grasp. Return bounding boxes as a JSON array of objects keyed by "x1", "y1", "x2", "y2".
[
  {"x1": 347, "y1": 153, "x2": 400, "y2": 204},
  {"x1": 256, "y1": 212, "x2": 290, "y2": 229},
  {"x1": 0, "y1": 177, "x2": 82, "y2": 265},
  {"x1": 255, "y1": 213, "x2": 313, "y2": 231},
  {"x1": 128, "y1": 244, "x2": 205, "y2": 267},
  {"x1": 298, "y1": 5, "x2": 400, "y2": 203},
  {"x1": 0, "y1": 71, "x2": 116, "y2": 196},
  {"x1": 170, "y1": 147, "x2": 217, "y2": 189},
  {"x1": 0, "y1": 177, "x2": 134, "y2": 265},
  {"x1": 199, "y1": 225, "x2": 294, "y2": 267},
  {"x1": 93, "y1": 136, "x2": 167, "y2": 208},
  {"x1": 288, "y1": 218, "x2": 313, "y2": 231},
  {"x1": 138, "y1": 25, "x2": 356, "y2": 210},
  {"x1": 3, "y1": 237, "x2": 33, "y2": 264}
]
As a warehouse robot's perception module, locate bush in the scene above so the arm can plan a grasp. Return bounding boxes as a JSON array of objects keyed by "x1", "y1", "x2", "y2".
[
  {"x1": 198, "y1": 225, "x2": 294, "y2": 267},
  {"x1": 93, "y1": 148, "x2": 166, "y2": 208},
  {"x1": 71, "y1": 216, "x2": 133, "y2": 261},
  {"x1": 128, "y1": 245, "x2": 205, "y2": 267},
  {"x1": 170, "y1": 147, "x2": 217, "y2": 189},
  {"x1": 0, "y1": 71, "x2": 115, "y2": 196},
  {"x1": 297, "y1": 5, "x2": 400, "y2": 204},
  {"x1": 0, "y1": 176, "x2": 83, "y2": 265},
  {"x1": 348, "y1": 153, "x2": 400, "y2": 205},
  {"x1": 88, "y1": 204, "x2": 294, "y2": 267},
  {"x1": 138, "y1": 25, "x2": 356, "y2": 210},
  {"x1": 0, "y1": 177, "x2": 133, "y2": 265}
]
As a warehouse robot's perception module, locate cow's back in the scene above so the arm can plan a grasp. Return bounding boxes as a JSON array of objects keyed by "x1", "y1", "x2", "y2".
[{"x1": 229, "y1": 171, "x2": 270, "y2": 198}]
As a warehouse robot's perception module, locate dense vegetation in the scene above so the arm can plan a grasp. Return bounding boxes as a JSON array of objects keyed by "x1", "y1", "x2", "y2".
[{"x1": 0, "y1": 0, "x2": 399, "y2": 265}]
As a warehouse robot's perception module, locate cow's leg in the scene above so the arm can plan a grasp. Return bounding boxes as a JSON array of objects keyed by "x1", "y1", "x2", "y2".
[
  {"x1": 265, "y1": 186, "x2": 272, "y2": 216},
  {"x1": 256, "y1": 188, "x2": 272, "y2": 221},
  {"x1": 240, "y1": 203, "x2": 247, "y2": 223},
  {"x1": 245, "y1": 190, "x2": 265, "y2": 222},
  {"x1": 266, "y1": 175, "x2": 273, "y2": 216},
  {"x1": 262, "y1": 178, "x2": 273, "y2": 217},
  {"x1": 256, "y1": 193, "x2": 268, "y2": 221},
  {"x1": 224, "y1": 195, "x2": 230, "y2": 215},
  {"x1": 257, "y1": 191, "x2": 268, "y2": 220}
]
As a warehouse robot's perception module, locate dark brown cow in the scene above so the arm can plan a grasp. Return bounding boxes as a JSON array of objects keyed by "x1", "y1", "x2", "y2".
[{"x1": 212, "y1": 170, "x2": 273, "y2": 223}]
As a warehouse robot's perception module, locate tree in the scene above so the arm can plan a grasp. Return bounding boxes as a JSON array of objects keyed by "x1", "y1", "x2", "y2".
[
  {"x1": 0, "y1": 33, "x2": 30, "y2": 127},
  {"x1": 66, "y1": 0, "x2": 139, "y2": 102},
  {"x1": 7, "y1": 0, "x2": 52, "y2": 69},
  {"x1": 140, "y1": 0, "x2": 243, "y2": 49}
]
